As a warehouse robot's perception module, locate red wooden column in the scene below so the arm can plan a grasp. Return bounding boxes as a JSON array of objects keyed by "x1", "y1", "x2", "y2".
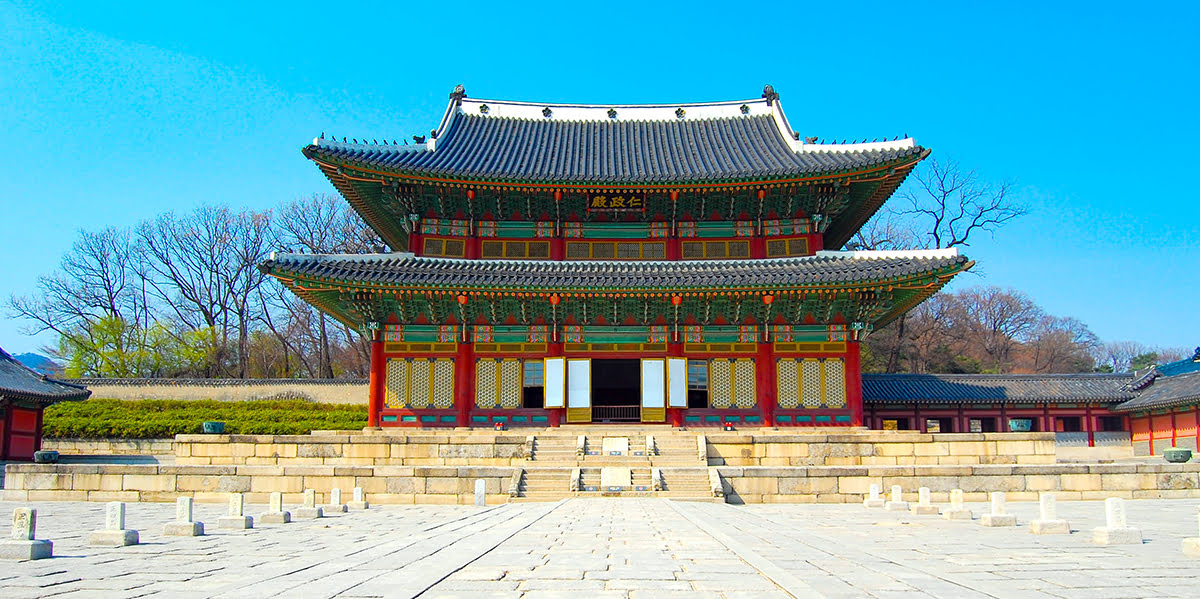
[
  {"x1": 845, "y1": 341, "x2": 864, "y2": 427},
  {"x1": 456, "y1": 340, "x2": 475, "y2": 427},
  {"x1": 667, "y1": 341, "x2": 685, "y2": 427},
  {"x1": 367, "y1": 331, "x2": 385, "y2": 428},
  {"x1": 1086, "y1": 403, "x2": 1096, "y2": 447},
  {"x1": 756, "y1": 342, "x2": 775, "y2": 426}
]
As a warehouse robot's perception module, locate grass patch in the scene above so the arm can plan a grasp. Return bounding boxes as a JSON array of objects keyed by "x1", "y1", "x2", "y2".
[{"x1": 43, "y1": 398, "x2": 368, "y2": 438}]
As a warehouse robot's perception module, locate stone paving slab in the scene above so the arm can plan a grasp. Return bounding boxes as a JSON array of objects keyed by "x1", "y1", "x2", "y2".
[{"x1": 1, "y1": 497, "x2": 1199, "y2": 597}]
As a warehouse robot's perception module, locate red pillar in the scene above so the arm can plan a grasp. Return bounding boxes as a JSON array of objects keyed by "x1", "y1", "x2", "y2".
[
  {"x1": 409, "y1": 230, "x2": 422, "y2": 255},
  {"x1": 668, "y1": 342, "x2": 685, "y2": 427},
  {"x1": 1086, "y1": 404, "x2": 1095, "y2": 447},
  {"x1": 846, "y1": 341, "x2": 863, "y2": 427},
  {"x1": 456, "y1": 340, "x2": 474, "y2": 427},
  {"x1": 367, "y1": 333, "x2": 385, "y2": 428},
  {"x1": 756, "y1": 341, "x2": 775, "y2": 426}
]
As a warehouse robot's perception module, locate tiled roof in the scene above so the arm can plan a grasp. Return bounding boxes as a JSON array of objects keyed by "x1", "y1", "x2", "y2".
[
  {"x1": 863, "y1": 373, "x2": 1136, "y2": 404},
  {"x1": 262, "y1": 249, "x2": 968, "y2": 292},
  {"x1": 305, "y1": 93, "x2": 924, "y2": 185},
  {"x1": 0, "y1": 347, "x2": 90, "y2": 405},
  {"x1": 1113, "y1": 371, "x2": 1200, "y2": 412},
  {"x1": 1157, "y1": 350, "x2": 1200, "y2": 377}
]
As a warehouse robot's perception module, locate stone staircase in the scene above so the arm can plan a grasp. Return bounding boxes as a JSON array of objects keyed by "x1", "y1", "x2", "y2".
[{"x1": 514, "y1": 429, "x2": 719, "y2": 501}]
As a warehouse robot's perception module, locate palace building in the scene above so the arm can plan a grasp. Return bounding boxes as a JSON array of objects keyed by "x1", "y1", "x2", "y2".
[{"x1": 263, "y1": 85, "x2": 972, "y2": 428}]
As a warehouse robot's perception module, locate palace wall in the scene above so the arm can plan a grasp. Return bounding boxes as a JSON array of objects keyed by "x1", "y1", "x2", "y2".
[{"x1": 64, "y1": 378, "x2": 368, "y2": 404}]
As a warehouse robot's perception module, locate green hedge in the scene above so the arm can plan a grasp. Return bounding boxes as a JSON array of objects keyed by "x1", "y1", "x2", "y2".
[{"x1": 43, "y1": 398, "x2": 368, "y2": 438}]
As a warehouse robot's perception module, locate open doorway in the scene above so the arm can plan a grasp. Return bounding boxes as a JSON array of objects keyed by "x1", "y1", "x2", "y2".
[{"x1": 591, "y1": 359, "x2": 640, "y2": 422}]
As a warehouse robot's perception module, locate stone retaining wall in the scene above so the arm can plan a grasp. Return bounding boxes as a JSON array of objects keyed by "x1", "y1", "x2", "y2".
[
  {"x1": 717, "y1": 463, "x2": 1200, "y2": 504},
  {"x1": 42, "y1": 439, "x2": 175, "y2": 456},
  {"x1": 2, "y1": 463, "x2": 514, "y2": 505},
  {"x1": 174, "y1": 433, "x2": 529, "y2": 466},
  {"x1": 705, "y1": 432, "x2": 1057, "y2": 466}
]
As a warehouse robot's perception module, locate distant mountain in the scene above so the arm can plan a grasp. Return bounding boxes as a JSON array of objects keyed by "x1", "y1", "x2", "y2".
[{"x1": 14, "y1": 353, "x2": 61, "y2": 376}]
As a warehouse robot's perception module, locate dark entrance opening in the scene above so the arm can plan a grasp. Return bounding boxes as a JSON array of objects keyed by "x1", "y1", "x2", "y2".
[{"x1": 591, "y1": 359, "x2": 640, "y2": 422}]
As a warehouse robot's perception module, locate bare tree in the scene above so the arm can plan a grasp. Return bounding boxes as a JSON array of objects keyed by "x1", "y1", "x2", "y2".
[
  {"x1": 1027, "y1": 316, "x2": 1099, "y2": 373},
  {"x1": 856, "y1": 157, "x2": 1028, "y2": 372}
]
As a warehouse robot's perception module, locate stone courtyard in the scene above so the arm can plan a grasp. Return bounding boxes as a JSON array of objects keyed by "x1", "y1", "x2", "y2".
[{"x1": 2, "y1": 497, "x2": 1198, "y2": 598}]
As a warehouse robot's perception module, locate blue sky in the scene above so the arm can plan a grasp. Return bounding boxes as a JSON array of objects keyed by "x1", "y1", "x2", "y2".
[{"x1": 1, "y1": 0, "x2": 1196, "y2": 356}]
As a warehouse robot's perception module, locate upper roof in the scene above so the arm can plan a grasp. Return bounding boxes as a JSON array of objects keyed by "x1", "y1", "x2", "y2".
[
  {"x1": 264, "y1": 248, "x2": 968, "y2": 292},
  {"x1": 863, "y1": 373, "x2": 1137, "y2": 404},
  {"x1": 1158, "y1": 348, "x2": 1200, "y2": 377},
  {"x1": 0, "y1": 347, "x2": 90, "y2": 405},
  {"x1": 304, "y1": 85, "x2": 925, "y2": 187}
]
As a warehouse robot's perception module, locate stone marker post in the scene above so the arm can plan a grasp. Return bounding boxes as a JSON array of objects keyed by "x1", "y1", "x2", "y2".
[
  {"x1": 1182, "y1": 506, "x2": 1200, "y2": 557},
  {"x1": 474, "y1": 479, "x2": 486, "y2": 506},
  {"x1": 218, "y1": 493, "x2": 253, "y2": 530},
  {"x1": 1029, "y1": 494, "x2": 1070, "y2": 535},
  {"x1": 348, "y1": 486, "x2": 370, "y2": 510},
  {"x1": 943, "y1": 489, "x2": 973, "y2": 520},
  {"x1": 0, "y1": 508, "x2": 53, "y2": 560},
  {"x1": 294, "y1": 489, "x2": 325, "y2": 519},
  {"x1": 261, "y1": 491, "x2": 292, "y2": 524},
  {"x1": 885, "y1": 485, "x2": 909, "y2": 511},
  {"x1": 911, "y1": 487, "x2": 939, "y2": 515},
  {"x1": 1093, "y1": 497, "x2": 1142, "y2": 545},
  {"x1": 980, "y1": 492, "x2": 1017, "y2": 527},
  {"x1": 327, "y1": 488, "x2": 348, "y2": 513},
  {"x1": 163, "y1": 497, "x2": 204, "y2": 536},
  {"x1": 89, "y1": 502, "x2": 139, "y2": 546},
  {"x1": 863, "y1": 484, "x2": 885, "y2": 508}
]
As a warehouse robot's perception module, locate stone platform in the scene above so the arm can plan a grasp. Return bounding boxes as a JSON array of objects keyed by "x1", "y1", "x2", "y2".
[{"x1": 6, "y1": 428, "x2": 1198, "y2": 504}]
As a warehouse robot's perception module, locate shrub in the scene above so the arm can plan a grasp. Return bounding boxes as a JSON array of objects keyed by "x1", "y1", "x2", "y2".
[{"x1": 43, "y1": 398, "x2": 368, "y2": 438}]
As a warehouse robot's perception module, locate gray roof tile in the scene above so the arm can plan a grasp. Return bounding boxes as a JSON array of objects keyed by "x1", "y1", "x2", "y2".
[
  {"x1": 0, "y1": 348, "x2": 90, "y2": 404},
  {"x1": 863, "y1": 373, "x2": 1136, "y2": 404}
]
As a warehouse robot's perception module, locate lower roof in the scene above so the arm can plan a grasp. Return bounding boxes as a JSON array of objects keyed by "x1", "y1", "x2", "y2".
[
  {"x1": 1110, "y1": 371, "x2": 1200, "y2": 412},
  {"x1": 863, "y1": 373, "x2": 1136, "y2": 404}
]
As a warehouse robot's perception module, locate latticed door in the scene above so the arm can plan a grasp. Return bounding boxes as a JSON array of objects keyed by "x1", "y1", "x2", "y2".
[
  {"x1": 566, "y1": 359, "x2": 591, "y2": 423},
  {"x1": 640, "y1": 358, "x2": 666, "y2": 422}
]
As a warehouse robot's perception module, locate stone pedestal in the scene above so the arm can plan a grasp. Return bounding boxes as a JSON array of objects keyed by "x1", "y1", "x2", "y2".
[
  {"x1": 294, "y1": 507, "x2": 324, "y2": 519},
  {"x1": 1093, "y1": 498, "x2": 1142, "y2": 545},
  {"x1": 218, "y1": 516, "x2": 253, "y2": 530},
  {"x1": 327, "y1": 488, "x2": 348, "y2": 513},
  {"x1": 910, "y1": 487, "x2": 939, "y2": 515},
  {"x1": 163, "y1": 521, "x2": 204, "y2": 536},
  {"x1": 163, "y1": 498, "x2": 204, "y2": 536},
  {"x1": 884, "y1": 485, "x2": 909, "y2": 511},
  {"x1": 0, "y1": 539, "x2": 52, "y2": 560},
  {"x1": 863, "y1": 484, "x2": 885, "y2": 508},
  {"x1": 348, "y1": 487, "x2": 369, "y2": 510},
  {"x1": 262, "y1": 492, "x2": 292, "y2": 524},
  {"x1": 89, "y1": 529, "x2": 139, "y2": 546},
  {"x1": 90, "y1": 502, "x2": 138, "y2": 546},
  {"x1": 2, "y1": 508, "x2": 52, "y2": 560},
  {"x1": 1029, "y1": 494, "x2": 1070, "y2": 535},
  {"x1": 981, "y1": 493, "x2": 1016, "y2": 527}
]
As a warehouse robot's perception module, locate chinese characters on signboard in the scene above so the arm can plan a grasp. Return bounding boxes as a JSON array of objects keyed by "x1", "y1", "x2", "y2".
[{"x1": 586, "y1": 193, "x2": 645, "y2": 212}]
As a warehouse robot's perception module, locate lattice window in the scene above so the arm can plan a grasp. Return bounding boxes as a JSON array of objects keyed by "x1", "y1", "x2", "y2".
[
  {"x1": 387, "y1": 358, "x2": 453, "y2": 409},
  {"x1": 385, "y1": 359, "x2": 409, "y2": 408},
  {"x1": 432, "y1": 360, "x2": 455, "y2": 408},
  {"x1": 766, "y1": 237, "x2": 809, "y2": 258},
  {"x1": 499, "y1": 360, "x2": 522, "y2": 408},
  {"x1": 824, "y1": 360, "x2": 846, "y2": 408},
  {"x1": 475, "y1": 359, "x2": 497, "y2": 408},
  {"x1": 709, "y1": 359, "x2": 733, "y2": 408},
  {"x1": 410, "y1": 359, "x2": 431, "y2": 407},
  {"x1": 480, "y1": 240, "x2": 549, "y2": 260},
  {"x1": 801, "y1": 360, "x2": 822, "y2": 408},
  {"x1": 566, "y1": 242, "x2": 590, "y2": 259},
  {"x1": 777, "y1": 359, "x2": 799, "y2": 408},
  {"x1": 682, "y1": 240, "x2": 751, "y2": 260},
  {"x1": 733, "y1": 359, "x2": 756, "y2": 408},
  {"x1": 422, "y1": 237, "x2": 467, "y2": 258}
]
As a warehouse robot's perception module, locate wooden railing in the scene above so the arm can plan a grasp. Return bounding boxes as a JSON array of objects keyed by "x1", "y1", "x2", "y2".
[{"x1": 592, "y1": 406, "x2": 641, "y2": 422}]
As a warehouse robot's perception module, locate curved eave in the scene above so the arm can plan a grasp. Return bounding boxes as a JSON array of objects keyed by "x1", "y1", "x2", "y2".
[{"x1": 304, "y1": 143, "x2": 926, "y2": 192}]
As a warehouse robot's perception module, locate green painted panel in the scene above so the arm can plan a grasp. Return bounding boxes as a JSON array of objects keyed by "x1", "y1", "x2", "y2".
[{"x1": 580, "y1": 223, "x2": 652, "y2": 239}]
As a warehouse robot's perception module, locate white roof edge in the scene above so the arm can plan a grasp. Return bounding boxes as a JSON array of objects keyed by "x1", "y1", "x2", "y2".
[
  {"x1": 274, "y1": 252, "x2": 415, "y2": 262},
  {"x1": 457, "y1": 96, "x2": 773, "y2": 122},
  {"x1": 816, "y1": 248, "x2": 959, "y2": 260},
  {"x1": 312, "y1": 137, "x2": 429, "y2": 154},
  {"x1": 799, "y1": 137, "x2": 918, "y2": 153}
]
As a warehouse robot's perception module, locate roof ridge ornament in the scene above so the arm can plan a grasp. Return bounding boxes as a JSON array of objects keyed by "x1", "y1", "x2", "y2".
[
  {"x1": 762, "y1": 84, "x2": 779, "y2": 106},
  {"x1": 450, "y1": 84, "x2": 466, "y2": 103}
]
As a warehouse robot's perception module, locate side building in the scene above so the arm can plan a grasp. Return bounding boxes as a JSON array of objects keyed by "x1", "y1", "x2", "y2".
[
  {"x1": 264, "y1": 85, "x2": 972, "y2": 428},
  {"x1": 0, "y1": 347, "x2": 90, "y2": 460}
]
